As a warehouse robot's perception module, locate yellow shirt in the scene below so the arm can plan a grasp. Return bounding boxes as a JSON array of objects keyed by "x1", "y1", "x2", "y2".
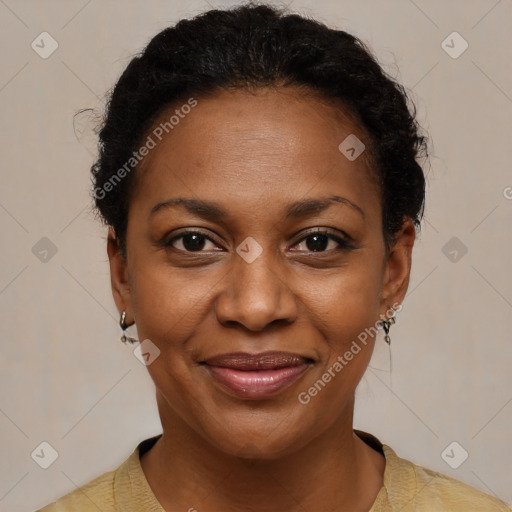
[{"x1": 37, "y1": 430, "x2": 511, "y2": 511}]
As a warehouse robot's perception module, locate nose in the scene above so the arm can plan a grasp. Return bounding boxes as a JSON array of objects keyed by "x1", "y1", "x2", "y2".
[{"x1": 214, "y1": 245, "x2": 298, "y2": 331}]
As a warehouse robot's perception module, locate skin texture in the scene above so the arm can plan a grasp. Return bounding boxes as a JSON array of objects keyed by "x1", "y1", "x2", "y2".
[{"x1": 107, "y1": 86, "x2": 416, "y2": 512}]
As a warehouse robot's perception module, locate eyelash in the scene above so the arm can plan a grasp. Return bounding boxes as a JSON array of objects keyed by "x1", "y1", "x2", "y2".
[{"x1": 162, "y1": 229, "x2": 353, "y2": 254}]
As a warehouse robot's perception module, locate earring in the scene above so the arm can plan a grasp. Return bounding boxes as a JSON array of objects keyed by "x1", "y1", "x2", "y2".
[
  {"x1": 380, "y1": 316, "x2": 396, "y2": 345},
  {"x1": 120, "y1": 310, "x2": 138, "y2": 344}
]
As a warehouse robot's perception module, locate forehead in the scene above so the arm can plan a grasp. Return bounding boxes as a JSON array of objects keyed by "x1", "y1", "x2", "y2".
[{"x1": 130, "y1": 87, "x2": 380, "y2": 222}]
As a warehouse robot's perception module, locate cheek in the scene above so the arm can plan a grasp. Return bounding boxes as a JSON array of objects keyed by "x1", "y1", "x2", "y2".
[
  {"x1": 298, "y1": 260, "x2": 383, "y2": 410},
  {"x1": 130, "y1": 261, "x2": 215, "y2": 340},
  {"x1": 304, "y1": 258, "x2": 383, "y2": 345},
  {"x1": 130, "y1": 269, "x2": 202, "y2": 409},
  {"x1": 128, "y1": 261, "x2": 221, "y2": 393},
  {"x1": 294, "y1": 272, "x2": 381, "y2": 422}
]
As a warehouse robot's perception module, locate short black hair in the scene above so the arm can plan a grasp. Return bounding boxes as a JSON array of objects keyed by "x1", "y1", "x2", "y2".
[{"x1": 90, "y1": 1, "x2": 428, "y2": 258}]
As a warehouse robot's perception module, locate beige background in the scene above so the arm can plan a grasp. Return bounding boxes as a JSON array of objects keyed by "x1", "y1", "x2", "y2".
[{"x1": 0, "y1": 0, "x2": 511, "y2": 510}]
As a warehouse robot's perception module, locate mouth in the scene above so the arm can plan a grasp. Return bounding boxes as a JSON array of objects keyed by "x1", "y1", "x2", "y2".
[{"x1": 200, "y1": 351, "x2": 314, "y2": 399}]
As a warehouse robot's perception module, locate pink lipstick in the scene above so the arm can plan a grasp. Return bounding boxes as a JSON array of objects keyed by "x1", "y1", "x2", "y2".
[{"x1": 202, "y1": 351, "x2": 313, "y2": 399}]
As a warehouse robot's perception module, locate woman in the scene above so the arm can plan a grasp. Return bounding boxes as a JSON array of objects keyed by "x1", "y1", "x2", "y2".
[{"x1": 38, "y1": 3, "x2": 511, "y2": 511}]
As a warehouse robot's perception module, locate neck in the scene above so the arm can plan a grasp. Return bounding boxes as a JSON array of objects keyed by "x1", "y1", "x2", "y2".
[{"x1": 140, "y1": 391, "x2": 385, "y2": 512}]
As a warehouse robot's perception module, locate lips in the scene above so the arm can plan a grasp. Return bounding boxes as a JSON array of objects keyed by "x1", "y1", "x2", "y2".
[
  {"x1": 203, "y1": 351, "x2": 311, "y2": 370},
  {"x1": 201, "y1": 351, "x2": 313, "y2": 399}
]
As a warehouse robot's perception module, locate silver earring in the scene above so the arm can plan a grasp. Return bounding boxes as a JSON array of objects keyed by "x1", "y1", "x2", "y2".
[
  {"x1": 120, "y1": 310, "x2": 138, "y2": 344},
  {"x1": 380, "y1": 315, "x2": 396, "y2": 345}
]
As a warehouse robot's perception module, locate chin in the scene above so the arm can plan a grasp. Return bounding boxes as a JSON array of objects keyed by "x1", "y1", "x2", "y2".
[{"x1": 198, "y1": 409, "x2": 316, "y2": 461}]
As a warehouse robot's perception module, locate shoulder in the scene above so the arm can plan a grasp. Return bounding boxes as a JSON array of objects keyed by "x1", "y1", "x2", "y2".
[
  {"x1": 412, "y1": 463, "x2": 511, "y2": 510},
  {"x1": 36, "y1": 467, "x2": 117, "y2": 512},
  {"x1": 36, "y1": 434, "x2": 163, "y2": 512},
  {"x1": 382, "y1": 444, "x2": 511, "y2": 511}
]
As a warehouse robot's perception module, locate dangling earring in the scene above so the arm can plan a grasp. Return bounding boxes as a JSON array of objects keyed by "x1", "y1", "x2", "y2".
[
  {"x1": 120, "y1": 310, "x2": 138, "y2": 344},
  {"x1": 379, "y1": 313, "x2": 396, "y2": 384},
  {"x1": 380, "y1": 315, "x2": 396, "y2": 345}
]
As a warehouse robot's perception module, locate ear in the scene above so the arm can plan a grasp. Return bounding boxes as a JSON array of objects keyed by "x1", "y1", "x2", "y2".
[
  {"x1": 106, "y1": 226, "x2": 133, "y2": 323},
  {"x1": 379, "y1": 217, "x2": 416, "y2": 316}
]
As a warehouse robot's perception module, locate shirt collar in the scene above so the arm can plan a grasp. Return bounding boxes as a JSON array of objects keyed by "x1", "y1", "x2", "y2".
[{"x1": 114, "y1": 430, "x2": 414, "y2": 512}]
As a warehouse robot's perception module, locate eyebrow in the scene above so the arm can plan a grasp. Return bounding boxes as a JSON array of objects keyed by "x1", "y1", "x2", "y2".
[{"x1": 149, "y1": 195, "x2": 365, "y2": 221}]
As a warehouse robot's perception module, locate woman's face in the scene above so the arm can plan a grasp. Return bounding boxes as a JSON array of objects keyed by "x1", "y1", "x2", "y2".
[{"x1": 108, "y1": 86, "x2": 414, "y2": 458}]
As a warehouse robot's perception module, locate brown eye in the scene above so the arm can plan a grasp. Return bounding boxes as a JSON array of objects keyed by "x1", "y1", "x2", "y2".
[
  {"x1": 291, "y1": 230, "x2": 352, "y2": 253},
  {"x1": 165, "y1": 231, "x2": 220, "y2": 252}
]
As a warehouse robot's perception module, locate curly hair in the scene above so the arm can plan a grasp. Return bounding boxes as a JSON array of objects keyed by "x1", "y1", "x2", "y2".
[{"x1": 90, "y1": 1, "x2": 428, "y2": 259}]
